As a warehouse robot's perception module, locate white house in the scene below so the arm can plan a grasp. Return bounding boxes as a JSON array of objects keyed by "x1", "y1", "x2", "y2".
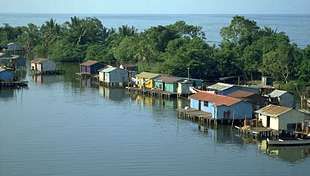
[
  {"x1": 177, "y1": 79, "x2": 193, "y2": 95},
  {"x1": 99, "y1": 67, "x2": 129, "y2": 87},
  {"x1": 31, "y1": 58, "x2": 56, "y2": 73},
  {"x1": 256, "y1": 104, "x2": 310, "y2": 131},
  {"x1": 267, "y1": 90, "x2": 295, "y2": 108}
]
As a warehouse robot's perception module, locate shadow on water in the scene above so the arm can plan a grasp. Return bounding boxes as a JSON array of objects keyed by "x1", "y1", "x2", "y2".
[
  {"x1": 128, "y1": 94, "x2": 189, "y2": 111},
  {"x1": 32, "y1": 74, "x2": 64, "y2": 85},
  {"x1": 99, "y1": 86, "x2": 128, "y2": 102},
  {"x1": 0, "y1": 89, "x2": 15, "y2": 101},
  {"x1": 258, "y1": 140, "x2": 310, "y2": 163}
]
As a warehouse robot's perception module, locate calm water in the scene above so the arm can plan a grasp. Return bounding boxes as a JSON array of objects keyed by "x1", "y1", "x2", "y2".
[
  {"x1": 0, "y1": 64, "x2": 310, "y2": 176},
  {"x1": 0, "y1": 14, "x2": 309, "y2": 47}
]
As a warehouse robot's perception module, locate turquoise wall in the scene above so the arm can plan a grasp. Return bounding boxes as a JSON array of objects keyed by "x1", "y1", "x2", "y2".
[{"x1": 164, "y1": 83, "x2": 177, "y2": 93}]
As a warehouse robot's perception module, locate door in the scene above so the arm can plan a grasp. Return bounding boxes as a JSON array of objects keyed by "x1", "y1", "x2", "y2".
[
  {"x1": 198, "y1": 100, "x2": 201, "y2": 111},
  {"x1": 267, "y1": 117, "x2": 270, "y2": 127}
]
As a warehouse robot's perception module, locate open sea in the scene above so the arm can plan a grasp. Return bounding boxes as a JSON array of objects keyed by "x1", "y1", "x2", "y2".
[{"x1": 0, "y1": 14, "x2": 309, "y2": 47}]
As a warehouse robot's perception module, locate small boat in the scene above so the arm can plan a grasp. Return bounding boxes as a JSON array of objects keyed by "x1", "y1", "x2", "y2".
[{"x1": 267, "y1": 138, "x2": 310, "y2": 146}]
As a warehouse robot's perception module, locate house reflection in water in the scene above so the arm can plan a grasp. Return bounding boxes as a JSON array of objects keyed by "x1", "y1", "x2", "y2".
[
  {"x1": 32, "y1": 75, "x2": 63, "y2": 85},
  {"x1": 129, "y1": 94, "x2": 188, "y2": 111},
  {"x1": 0, "y1": 89, "x2": 15, "y2": 101},
  {"x1": 259, "y1": 140, "x2": 310, "y2": 163},
  {"x1": 99, "y1": 86, "x2": 128, "y2": 102}
]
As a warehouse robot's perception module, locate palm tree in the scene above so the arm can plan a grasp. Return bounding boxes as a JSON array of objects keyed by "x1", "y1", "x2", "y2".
[
  {"x1": 40, "y1": 19, "x2": 61, "y2": 56},
  {"x1": 118, "y1": 25, "x2": 137, "y2": 37}
]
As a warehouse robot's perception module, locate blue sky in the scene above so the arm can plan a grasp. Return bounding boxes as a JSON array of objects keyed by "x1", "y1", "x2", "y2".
[{"x1": 1, "y1": 0, "x2": 309, "y2": 14}]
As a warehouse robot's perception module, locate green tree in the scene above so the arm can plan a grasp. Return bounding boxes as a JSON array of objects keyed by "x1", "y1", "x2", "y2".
[
  {"x1": 17, "y1": 23, "x2": 41, "y2": 57},
  {"x1": 261, "y1": 44, "x2": 298, "y2": 83},
  {"x1": 112, "y1": 36, "x2": 140, "y2": 64},
  {"x1": 40, "y1": 19, "x2": 62, "y2": 57}
]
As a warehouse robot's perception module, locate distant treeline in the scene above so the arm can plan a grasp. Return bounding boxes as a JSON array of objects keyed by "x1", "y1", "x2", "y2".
[{"x1": 0, "y1": 16, "x2": 309, "y2": 91}]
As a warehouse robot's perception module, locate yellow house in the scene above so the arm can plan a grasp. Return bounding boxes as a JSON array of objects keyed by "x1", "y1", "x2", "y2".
[
  {"x1": 255, "y1": 104, "x2": 310, "y2": 131},
  {"x1": 135, "y1": 72, "x2": 161, "y2": 89}
]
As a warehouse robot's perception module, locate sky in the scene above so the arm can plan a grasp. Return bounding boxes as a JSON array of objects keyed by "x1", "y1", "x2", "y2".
[{"x1": 0, "y1": 0, "x2": 309, "y2": 14}]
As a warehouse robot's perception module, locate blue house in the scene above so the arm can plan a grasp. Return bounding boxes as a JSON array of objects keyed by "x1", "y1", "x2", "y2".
[
  {"x1": 207, "y1": 82, "x2": 259, "y2": 95},
  {"x1": 0, "y1": 55, "x2": 26, "y2": 69},
  {"x1": 0, "y1": 68, "x2": 14, "y2": 81},
  {"x1": 189, "y1": 92, "x2": 253, "y2": 120}
]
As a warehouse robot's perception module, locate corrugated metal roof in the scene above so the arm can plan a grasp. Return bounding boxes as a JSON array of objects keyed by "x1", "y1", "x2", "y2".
[
  {"x1": 31, "y1": 58, "x2": 49, "y2": 64},
  {"x1": 136, "y1": 72, "x2": 161, "y2": 79},
  {"x1": 255, "y1": 104, "x2": 292, "y2": 117},
  {"x1": 268, "y1": 90, "x2": 288, "y2": 98},
  {"x1": 80, "y1": 60, "x2": 99, "y2": 66},
  {"x1": 207, "y1": 83, "x2": 234, "y2": 91},
  {"x1": 189, "y1": 92, "x2": 242, "y2": 106},
  {"x1": 100, "y1": 67, "x2": 118, "y2": 73},
  {"x1": 154, "y1": 76, "x2": 185, "y2": 83},
  {"x1": 228, "y1": 90, "x2": 256, "y2": 98},
  {"x1": 0, "y1": 68, "x2": 6, "y2": 72}
]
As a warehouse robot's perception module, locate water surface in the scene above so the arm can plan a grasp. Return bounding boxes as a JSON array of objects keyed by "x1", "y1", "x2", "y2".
[
  {"x1": 0, "y1": 64, "x2": 310, "y2": 176},
  {"x1": 0, "y1": 14, "x2": 309, "y2": 47}
]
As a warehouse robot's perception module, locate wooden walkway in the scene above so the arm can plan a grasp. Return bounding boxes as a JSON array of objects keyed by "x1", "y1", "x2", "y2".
[
  {"x1": 235, "y1": 126, "x2": 279, "y2": 139},
  {"x1": 0, "y1": 81, "x2": 28, "y2": 89},
  {"x1": 267, "y1": 138, "x2": 310, "y2": 146},
  {"x1": 177, "y1": 108, "x2": 216, "y2": 126}
]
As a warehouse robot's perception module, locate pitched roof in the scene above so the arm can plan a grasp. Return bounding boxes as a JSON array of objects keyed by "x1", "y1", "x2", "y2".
[
  {"x1": 80, "y1": 60, "x2": 99, "y2": 66},
  {"x1": 100, "y1": 67, "x2": 118, "y2": 73},
  {"x1": 0, "y1": 68, "x2": 12, "y2": 72},
  {"x1": 268, "y1": 90, "x2": 289, "y2": 98},
  {"x1": 189, "y1": 92, "x2": 242, "y2": 106},
  {"x1": 31, "y1": 58, "x2": 49, "y2": 64},
  {"x1": 155, "y1": 76, "x2": 185, "y2": 83},
  {"x1": 228, "y1": 90, "x2": 256, "y2": 98},
  {"x1": 255, "y1": 104, "x2": 292, "y2": 117},
  {"x1": 207, "y1": 83, "x2": 234, "y2": 91},
  {"x1": 119, "y1": 64, "x2": 137, "y2": 70},
  {"x1": 136, "y1": 72, "x2": 161, "y2": 79}
]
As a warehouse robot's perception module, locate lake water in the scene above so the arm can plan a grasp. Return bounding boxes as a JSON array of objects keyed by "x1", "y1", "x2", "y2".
[
  {"x1": 0, "y1": 14, "x2": 310, "y2": 47},
  {"x1": 0, "y1": 63, "x2": 310, "y2": 176}
]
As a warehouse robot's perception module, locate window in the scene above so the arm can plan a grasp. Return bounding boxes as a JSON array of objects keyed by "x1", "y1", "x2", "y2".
[
  {"x1": 204, "y1": 101, "x2": 208, "y2": 106},
  {"x1": 224, "y1": 111, "x2": 231, "y2": 119}
]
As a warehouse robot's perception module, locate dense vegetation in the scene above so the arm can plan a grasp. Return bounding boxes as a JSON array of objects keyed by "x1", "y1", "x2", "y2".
[{"x1": 0, "y1": 16, "x2": 309, "y2": 91}]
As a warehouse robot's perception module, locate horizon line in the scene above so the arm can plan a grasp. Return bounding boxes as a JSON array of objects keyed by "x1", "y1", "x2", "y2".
[{"x1": 0, "y1": 12, "x2": 310, "y2": 16}]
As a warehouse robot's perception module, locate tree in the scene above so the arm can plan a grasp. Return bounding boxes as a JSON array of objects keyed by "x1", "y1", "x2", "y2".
[
  {"x1": 298, "y1": 59, "x2": 310, "y2": 82},
  {"x1": 64, "y1": 17, "x2": 109, "y2": 46},
  {"x1": 261, "y1": 44, "x2": 298, "y2": 83},
  {"x1": 112, "y1": 36, "x2": 140, "y2": 64},
  {"x1": 160, "y1": 37, "x2": 216, "y2": 79},
  {"x1": 220, "y1": 16, "x2": 259, "y2": 49},
  {"x1": 167, "y1": 21, "x2": 205, "y2": 39},
  {"x1": 40, "y1": 19, "x2": 62, "y2": 57},
  {"x1": 143, "y1": 25, "x2": 178, "y2": 52},
  {"x1": 48, "y1": 39, "x2": 83, "y2": 62},
  {"x1": 298, "y1": 45, "x2": 310, "y2": 83},
  {"x1": 17, "y1": 23, "x2": 41, "y2": 56},
  {"x1": 118, "y1": 25, "x2": 137, "y2": 37}
]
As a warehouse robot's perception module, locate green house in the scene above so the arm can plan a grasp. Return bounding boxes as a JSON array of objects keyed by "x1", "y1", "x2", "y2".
[{"x1": 154, "y1": 76, "x2": 185, "y2": 93}]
